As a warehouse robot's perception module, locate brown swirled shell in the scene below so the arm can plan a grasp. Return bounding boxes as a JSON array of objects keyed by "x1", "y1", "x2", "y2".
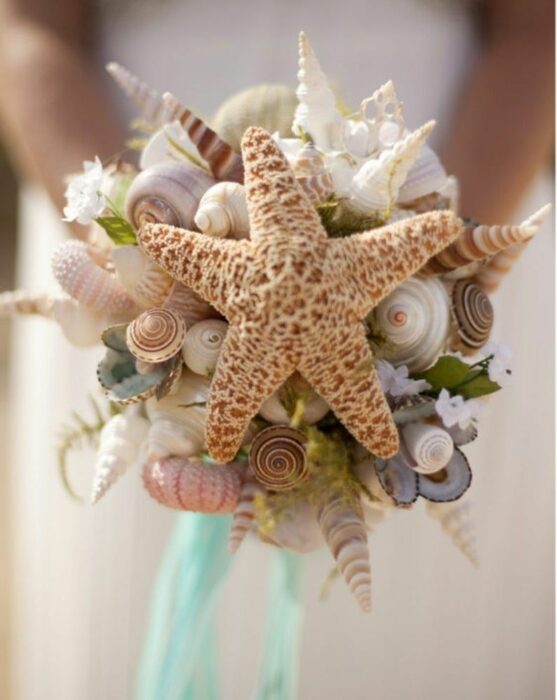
[
  {"x1": 249, "y1": 426, "x2": 309, "y2": 491},
  {"x1": 127, "y1": 307, "x2": 186, "y2": 363},
  {"x1": 450, "y1": 280, "x2": 493, "y2": 354}
]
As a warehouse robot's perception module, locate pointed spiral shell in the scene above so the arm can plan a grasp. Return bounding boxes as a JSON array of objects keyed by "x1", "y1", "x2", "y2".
[
  {"x1": 143, "y1": 457, "x2": 242, "y2": 513},
  {"x1": 401, "y1": 422, "x2": 454, "y2": 474},
  {"x1": 450, "y1": 281, "x2": 494, "y2": 353},
  {"x1": 249, "y1": 426, "x2": 309, "y2": 491},
  {"x1": 106, "y1": 62, "x2": 171, "y2": 127},
  {"x1": 228, "y1": 476, "x2": 265, "y2": 554},
  {"x1": 426, "y1": 500, "x2": 478, "y2": 567},
  {"x1": 194, "y1": 182, "x2": 249, "y2": 238},
  {"x1": 127, "y1": 307, "x2": 186, "y2": 362},
  {"x1": 373, "y1": 277, "x2": 450, "y2": 371},
  {"x1": 182, "y1": 319, "x2": 228, "y2": 376}
]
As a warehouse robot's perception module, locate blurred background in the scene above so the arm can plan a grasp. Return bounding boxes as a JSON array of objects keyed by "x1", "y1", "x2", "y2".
[{"x1": 0, "y1": 0, "x2": 554, "y2": 699}]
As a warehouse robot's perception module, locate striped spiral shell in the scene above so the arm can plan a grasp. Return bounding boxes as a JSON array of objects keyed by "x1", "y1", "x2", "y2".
[
  {"x1": 194, "y1": 182, "x2": 250, "y2": 239},
  {"x1": 317, "y1": 496, "x2": 371, "y2": 612},
  {"x1": 127, "y1": 307, "x2": 185, "y2": 362},
  {"x1": 106, "y1": 62, "x2": 171, "y2": 127},
  {"x1": 450, "y1": 280, "x2": 493, "y2": 353},
  {"x1": 401, "y1": 422, "x2": 454, "y2": 474},
  {"x1": 163, "y1": 92, "x2": 244, "y2": 183},
  {"x1": 373, "y1": 276, "x2": 450, "y2": 372},
  {"x1": 249, "y1": 426, "x2": 309, "y2": 491},
  {"x1": 51, "y1": 240, "x2": 135, "y2": 314},
  {"x1": 182, "y1": 319, "x2": 228, "y2": 376},
  {"x1": 291, "y1": 143, "x2": 334, "y2": 205},
  {"x1": 228, "y1": 476, "x2": 265, "y2": 554},
  {"x1": 125, "y1": 162, "x2": 216, "y2": 230},
  {"x1": 143, "y1": 457, "x2": 242, "y2": 513}
]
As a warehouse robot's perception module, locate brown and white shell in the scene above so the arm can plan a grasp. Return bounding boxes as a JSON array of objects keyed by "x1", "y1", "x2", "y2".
[
  {"x1": 249, "y1": 426, "x2": 309, "y2": 491},
  {"x1": 194, "y1": 182, "x2": 250, "y2": 239},
  {"x1": 228, "y1": 474, "x2": 266, "y2": 554},
  {"x1": 450, "y1": 280, "x2": 494, "y2": 354},
  {"x1": 127, "y1": 307, "x2": 186, "y2": 363},
  {"x1": 291, "y1": 143, "x2": 334, "y2": 205},
  {"x1": 182, "y1": 319, "x2": 228, "y2": 376},
  {"x1": 106, "y1": 62, "x2": 172, "y2": 127}
]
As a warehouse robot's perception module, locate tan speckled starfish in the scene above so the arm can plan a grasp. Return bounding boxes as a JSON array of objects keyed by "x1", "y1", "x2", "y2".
[{"x1": 138, "y1": 127, "x2": 462, "y2": 463}]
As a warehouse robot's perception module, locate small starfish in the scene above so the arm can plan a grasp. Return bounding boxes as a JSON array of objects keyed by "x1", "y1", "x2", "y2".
[{"x1": 138, "y1": 127, "x2": 462, "y2": 463}]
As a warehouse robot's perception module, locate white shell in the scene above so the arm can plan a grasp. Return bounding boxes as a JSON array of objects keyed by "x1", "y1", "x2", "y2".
[
  {"x1": 52, "y1": 298, "x2": 107, "y2": 347},
  {"x1": 397, "y1": 143, "x2": 447, "y2": 204},
  {"x1": 356, "y1": 80, "x2": 405, "y2": 156},
  {"x1": 373, "y1": 276, "x2": 450, "y2": 372},
  {"x1": 401, "y1": 422, "x2": 454, "y2": 474},
  {"x1": 259, "y1": 385, "x2": 329, "y2": 425},
  {"x1": 349, "y1": 121, "x2": 435, "y2": 214},
  {"x1": 140, "y1": 121, "x2": 209, "y2": 171},
  {"x1": 353, "y1": 459, "x2": 396, "y2": 512},
  {"x1": 426, "y1": 500, "x2": 478, "y2": 567},
  {"x1": 145, "y1": 370, "x2": 209, "y2": 459},
  {"x1": 265, "y1": 501, "x2": 324, "y2": 554},
  {"x1": 112, "y1": 245, "x2": 174, "y2": 309},
  {"x1": 91, "y1": 412, "x2": 149, "y2": 503},
  {"x1": 182, "y1": 319, "x2": 228, "y2": 376},
  {"x1": 194, "y1": 182, "x2": 249, "y2": 239}
]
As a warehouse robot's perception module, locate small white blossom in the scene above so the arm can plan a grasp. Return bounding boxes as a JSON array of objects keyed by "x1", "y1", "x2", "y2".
[
  {"x1": 63, "y1": 157, "x2": 106, "y2": 225},
  {"x1": 435, "y1": 388, "x2": 482, "y2": 429},
  {"x1": 376, "y1": 360, "x2": 431, "y2": 398},
  {"x1": 483, "y1": 342, "x2": 512, "y2": 386}
]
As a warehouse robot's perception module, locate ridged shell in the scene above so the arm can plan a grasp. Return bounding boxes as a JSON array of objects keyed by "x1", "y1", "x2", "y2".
[
  {"x1": 112, "y1": 245, "x2": 174, "y2": 309},
  {"x1": 127, "y1": 307, "x2": 186, "y2": 363},
  {"x1": 317, "y1": 496, "x2": 371, "y2": 612},
  {"x1": 143, "y1": 457, "x2": 242, "y2": 513},
  {"x1": 181, "y1": 319, "x2": 228, "y2": 376},
  {"x1": 426, "y1": 499, "x2": 478, "y2": 567},
  {"x1": 258, "y1": 373, "x2": 329, "y2": 425},
  {"x1": 291, "y1": 143, "x2": 334, "y2": 205},
  {"x1": 105, "y1": 62, "x2": 171, "y2": 127},
  {"x1": 264, "y1": 501, "x2": 324, "y2": 554},
  {"x1": 417, "y1": 448, "x2": 472, "y2": 502},
  {"x1": 228, "y1": 476, "x2": 265, "y2": 554},
  {"x1": 375, "y1": 455, "x2": 419, "y2": 507},
  {"x1": 373, "y1": 276, "x2": 450, "y2": 372},
  {"x1": 357, "y1": 80, "x2": 405, "y2": 155},
  {"x1": 212, "y1": 83, "x2": 298, "y2": 153},
  {"x1": 164, "y1": 282, "x2": 221, "y2": 327},
  {"x1": 52, "y1": 298, "x2": 106, "y2": 347},
  {"x1": 145, "y1": 370, "x2": 209, "y2": 459},
  {"x1": 51, "y1": 240, "x2": 135, "y2": 314},
  {"x1": 194, "y1": 182, "x2": 249, "y2": 239},
  {"x1": 163, "y1": 92, "x2": 244, "y2": 183},
  {"x1": 401, "y1": 422, "x2": 454, "y2": 474},
  {"x1": 91, "y1": 412, "x2": 149, "y2": 504},
  {"x1": 249, "y1": 426, "x2": 309, "y2": 491},
  {"x1": 397, "y1": 143, "x2": 447, "y2": 204},
  {"x1": 450, "y1": 281, "x2": 494, "y2": 354},
  {"x1": 125, "y1": 161, "x2": 216, "y2": 230}
]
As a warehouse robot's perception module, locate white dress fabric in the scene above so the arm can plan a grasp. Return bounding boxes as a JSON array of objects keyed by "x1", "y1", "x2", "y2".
[{"x1": 8, "y1": 1, "x2": 554, "y2": 698}]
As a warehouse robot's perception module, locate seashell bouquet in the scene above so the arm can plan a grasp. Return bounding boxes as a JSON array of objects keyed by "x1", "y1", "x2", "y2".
[{"x1": 1, "y1": 32, "x2": 550, "y2": 614}]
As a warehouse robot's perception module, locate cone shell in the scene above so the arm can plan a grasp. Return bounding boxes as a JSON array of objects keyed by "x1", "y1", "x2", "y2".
[
  {"x1": 51, "y1": 240, "x2": 135, "y2": 314},
  {"x1": 317, "y1": 496, "x2": 371, "y2": 612},
  {"x1": 373, "y1": 276, "x2": 450, "y2": 372},
  {"x1": 125, "y1": 161, "x2": 216, "y2": 230},
  {"x1": 182, "y1": 319, "x2": 228, "y2": 376},
  {"x1": 106, "y1": 62, "x2": 171, "y2": 126},
  {"x1": 426, "y1": 499, "x2": 478, "y2": 566},
  {"x1": 127, "y1": 307, "x2": 186, "y2": 363},
  {"x1": 249, "y1": 426, "x2": 309, "y2": 491},
  {"x1": 143, "y1": 457, "x2": 242, "y2": 513},
  {"x1": 163, "y1": 92, "x2": 244, "y2": 183},
  {"x1": 194, "y1": 182, "x2": 249, "y2": 239},
  {"x1": 401, "y1": 422, "x2": 454, "y2": 474},
  {"x1": 112, "y1": 245, "x2": 174, "y2": 309},
  {"x1": 450, "y1": 280, "x2": 493, "y2": 354},
  {"x1": 259, "y1": 373, "x2": 329, "y2": 425},
  {"x1": 397, "y1": 143, "x2": 447, "y2": 204},
  {"x1": 164, "y1": 282, "x2": 221, "y2": 327},
  {"x1": 228, "y1": 476, "x2": 265, "y2": 554}
]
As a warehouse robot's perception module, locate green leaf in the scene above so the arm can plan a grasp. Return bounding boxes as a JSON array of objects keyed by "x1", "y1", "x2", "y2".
[
  {"x1": 96, "y1": 216, "x2": 136, "y2": 245},
  {"x1": 457, "y1": 374, "x2": 501, "y2": 399},
  {"x1": 413, "y1": 355, "x2": 470, "y2": 391}
]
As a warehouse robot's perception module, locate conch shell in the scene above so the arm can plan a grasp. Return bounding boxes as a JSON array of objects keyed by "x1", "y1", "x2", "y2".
[
  {"x1": 181, "y1": 319, "x2": 228, "y2": 376},
  {"x1": 127, "y1": 307, "x2": 186, "y2": 363},
  {"x1": 106, "y1": 62, "x2": 171, "y2": 127},
  {"x1": 426, "y1": 499, "x2": 478, "y2": 567},
  {"x1": 194, "y1": 182, "x2": 250, "y2": 239},
  {"x1": 112, "y1": 245, "x2": 174, "y2": 309}
]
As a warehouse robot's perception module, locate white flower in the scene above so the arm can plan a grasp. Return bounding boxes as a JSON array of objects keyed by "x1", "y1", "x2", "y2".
[
  {"x1": 376, "y1": 360, "x2": 431, "y2": 397},
  {"x1": 435, "y1": 389, "x2": 482, "y2": 429},
  {"x1": 63, "y1": 157, "x2": 106, "y2": 225},
  {"x1": 483, "y1": 342, "x2": 512, "y2": 386}
]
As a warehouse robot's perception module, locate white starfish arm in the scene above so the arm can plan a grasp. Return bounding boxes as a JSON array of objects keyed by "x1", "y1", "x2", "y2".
[
  {"x1": 138, "y1": 223, "x2": 248, "y2": 315},
  {"x1": 206, "y1": 325, "x2": 297, "y2": 463},
  {"x1": 329, "y1": 210, "x2": 462, "y2": 316},
  {"x1": 298, "y1": 324, "x2": 399, "y2": 459}
]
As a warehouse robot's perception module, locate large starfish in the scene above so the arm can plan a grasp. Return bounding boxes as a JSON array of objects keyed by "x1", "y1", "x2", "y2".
[{"x1": 138, "y1": 127, "x2": 462, "y2": 463}]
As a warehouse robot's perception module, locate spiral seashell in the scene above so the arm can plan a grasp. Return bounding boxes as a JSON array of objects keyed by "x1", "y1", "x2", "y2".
[
  {"x1": 292, "y1": 31, "x2": 342, "y2": 150},
  {"x1": 228, "y1": 475, "x2": 265, "y2": 554},
  {"x1": 264, "y1": 501, "x2": 324, "y2": 554},
  {"x1": 212, "y1": 83, "x2": 298, "y2": 152},
  {"x1": 51, "y1": 240, "x2": 135, "y2": 314},
  {"x1": 426, "y1": 499, "x2": 479, "y2": 567},
  {"x1": 125, "y1": 161, "x2": 216, "y2": 231},
  {"x1": 164, "y1": 282, "x2": 220, "y2": 327},
  {"x1": 181, "y1": 319, "x2": 228, "y2": 376},
  {"x1": 52, "y1": 298, "x2": 107, "y2": 347},
  {"x1": 143, "y1": 457, "x2": 242, "y2": 513},
  {"x1": 127, "y1": 307, "x2": 186, "y2": 363},
  {"x1": 317, "y1": 496, "x2": 371, "y2": 612},
  {"x1": 194, "y1": 182, "x2": 249, "y2": 239},
  {"x1": 348, "y1": 121, "x2": 435, "y2": 215},
  {"x1": 145, "y1": 370, "x2": 209, "y2": 459},
  {"x1": 373, "y1": 276, "x2": 450, "y2": 372},
  {"x1": 291, "y1": 143, "x2": 334, "y2": 205},
  {"x1": 163, "y1": 92, "x2": 244, "y2": 183},
  {"x1": 258, "y1": 373, "x2": 329, "y2": 425},
  {"x1": 249, "y1": 426, "x2": 309, "y2": 491},
  {"x1": 397, "y1": 143, "x2": 447, "y2": 204},
  {"x1": 106, "y1": 62, "x2": 171, "y2": 126},
  {"x1": 401, "y1": 422, "x2": 454, "y2": 474},
  {"x1": 450, "y1": 280, "x2": 494, "y2": 354},
  {"x1": 91, "y1": 411, "x2": 149, "y2": 504},
  {"x1": 0, "y1": 289, "x2": 56, "y2": 318},
  {"x1": 112, "y1": 245, "x2": 174, "y2": 309}
]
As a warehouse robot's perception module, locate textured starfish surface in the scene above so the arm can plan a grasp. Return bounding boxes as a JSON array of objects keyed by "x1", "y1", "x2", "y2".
[{"x1": 138, "y1": 127, "x2": 463, "y2": 463}]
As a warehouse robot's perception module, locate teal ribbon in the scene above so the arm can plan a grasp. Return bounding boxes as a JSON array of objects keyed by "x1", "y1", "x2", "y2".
[{"x1": 136, "y1": 514, "x2": 304, "y2": 700}]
